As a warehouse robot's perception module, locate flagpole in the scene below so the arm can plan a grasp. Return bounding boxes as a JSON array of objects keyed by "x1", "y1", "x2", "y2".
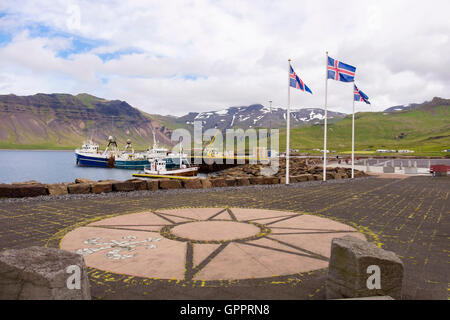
[
  {"x1": 323, "y1": 52, "x2": 328, "y2": 182},
  {"x1": 351, "y1": 86, "x2": 355, "y2": 179},
  {"x1": 286, "y1": 59, "x2": 291, "y2": 185}
]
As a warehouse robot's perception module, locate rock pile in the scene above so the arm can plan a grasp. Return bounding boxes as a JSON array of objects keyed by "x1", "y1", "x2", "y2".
[{"x1": 213, "y1": 158, "x2": 365, "y2": 180}]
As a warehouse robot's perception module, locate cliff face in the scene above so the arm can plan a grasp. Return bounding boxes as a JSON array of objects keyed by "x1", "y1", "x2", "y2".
[{"x1": 0, "y1": 93, "x2": 173, "y2": 149}]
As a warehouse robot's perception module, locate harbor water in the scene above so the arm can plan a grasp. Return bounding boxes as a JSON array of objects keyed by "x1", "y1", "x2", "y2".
[{"x1": 0, "y1": 150, "x2": 150, "y2": 184}]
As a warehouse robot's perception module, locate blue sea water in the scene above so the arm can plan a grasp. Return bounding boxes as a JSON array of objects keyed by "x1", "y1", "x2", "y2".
[{"x1": 0, "y1": 150, "x2": 139, "y2": 184}]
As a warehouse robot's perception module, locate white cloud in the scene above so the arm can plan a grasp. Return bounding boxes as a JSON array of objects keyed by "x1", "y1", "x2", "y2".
[{"x1": 0, "y1": 0, "x2": 449, "y2": 115}]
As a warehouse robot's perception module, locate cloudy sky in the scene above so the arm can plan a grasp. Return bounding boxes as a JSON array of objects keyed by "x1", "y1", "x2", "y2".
[{"x1": 0, "y1": 0, "x2": 449, "y2": 115}]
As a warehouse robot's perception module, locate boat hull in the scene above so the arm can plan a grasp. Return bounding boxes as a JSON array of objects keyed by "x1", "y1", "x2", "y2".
[
  {"x1": 114, "y1": 159, "x2": 150, "y2": 170},
  {"x1": 75, "y1": 152, "x2": 113, "y2": 168},
  {"x1": 144, "y1": 167, "x2": 198, "y2": 176}
]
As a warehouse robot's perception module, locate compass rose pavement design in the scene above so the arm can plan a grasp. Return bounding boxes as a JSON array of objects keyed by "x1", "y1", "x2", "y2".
[{"x1": 60, "y1": 208, "x2": 366, "y2": 281}]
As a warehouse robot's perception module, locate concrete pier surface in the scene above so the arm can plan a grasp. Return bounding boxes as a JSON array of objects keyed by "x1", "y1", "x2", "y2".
[{"x1": 0, "y1": 175, "x2": 448, "y2": 300}]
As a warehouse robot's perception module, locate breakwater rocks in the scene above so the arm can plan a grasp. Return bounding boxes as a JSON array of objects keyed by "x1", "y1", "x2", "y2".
[
  {"x1": 213, "y1": 158, "x2": 366, "y2": 180},
  {"x1": 0, "y1": 166, "x2": 365, "y2": 199}
]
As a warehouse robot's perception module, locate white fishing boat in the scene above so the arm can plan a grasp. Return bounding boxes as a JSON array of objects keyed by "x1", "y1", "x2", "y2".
[{"x1": 144, "y1": 157, "x2": 198, "y2": 176}]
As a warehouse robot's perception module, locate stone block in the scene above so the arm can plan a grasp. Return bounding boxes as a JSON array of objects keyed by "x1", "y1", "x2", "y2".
[
  {"x1": 235, "y1": 177, "x2": 250, "y2": 186},
  {"x1": 91, "y1": 182, "x2": 112, "y2": 194},
  {"x1": 0, "y1": 246, "x2": 91, "y2": 300},
  {"x1": 112, "y1": 181, "x2": 135, "y2": 192},
  {"x1": 67, "y1": 183, "x2": 91, "y2": 194},
  {"x1": 126, "y1": 179, "x2": 148, "y2": 191},
  {"x1": 182, "y1": 179, "x2": 203, "y2": 189},
  {"x1": 74, "y1": 178, "x2": 95, "y2": 184},
  {"x1": 159, "y1": 179, "x2": 182, "y2": 189},
  {"x1": 146, "y1": 179, "x2": 159, "y2": 191},
  {"x1": 225, "y1": 178, "x2": 236, "y2": 187},
  {"x1": 201, "y1": 179, "x2": 212, "y2": 188},
  {"x1": 249, "y1": 176, "x2": 265, "y2": 185},
  {"x1": 46, "y1": 184, "x2": 68, "y2": 196},
  {"x1": 0, "y1": 183, "x2": 48, "y2": 198},
  {"x1": 326, "y1": 236, "x2": 404, "y2": 300},
  {"x1": 263, "y1": 176, "x2": 279, "y2": 184},
  {"x1": 210, "y1": 178, "x2": 227, "y2": 188}
]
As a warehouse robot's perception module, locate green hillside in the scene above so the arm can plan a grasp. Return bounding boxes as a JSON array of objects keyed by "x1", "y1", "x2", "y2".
[{"x1": 278, "y1": 102, "x2": 450, "y2": 156}]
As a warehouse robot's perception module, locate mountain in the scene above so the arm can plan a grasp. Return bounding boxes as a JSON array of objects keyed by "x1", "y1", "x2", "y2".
[
  {"x1": 279, "y1": 97, "x2": 450, "y2": 155},
  {"x1": 0, "y1": 93, "x2": 174, "y2": 150},
  {"x1": 175, "y1": 104, "x2": 347, "y2": 130},
  {"x1": 383, "y1": 97, "x2": 450, "y2": 113}
]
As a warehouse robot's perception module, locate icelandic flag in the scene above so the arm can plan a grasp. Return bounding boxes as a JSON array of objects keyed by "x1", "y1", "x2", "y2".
[
  {"x1": 354, "y1": 84, "x2": 370, "y2": 104},
  {"x1": 327, "y1": 56, "x2": 356, "y2": 82},
  {"x1": 290, "y1": 65, "x2": 312, "y2": 94}
]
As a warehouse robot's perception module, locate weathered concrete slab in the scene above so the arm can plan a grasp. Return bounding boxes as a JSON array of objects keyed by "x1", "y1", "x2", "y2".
[
  {"x1": 146, "y1": 179, "x2": 159, "y2": 191},
  {"x1": 67, "y1": 183, "x2": 91, "y2": 194},
  {"x1": 200, "y1": 179, "x2": 212, "y2": 188},
  {"x1": 210, "y1": 178, "x2": 227, "y2": 188},
  {"x1": 159, "y1": 179, "x2": 182, "y2": 189},
  {"x1": 75, "y1": 178, "x2": 95, "y2": 184},
  {"x1": 182, "y1": 179, "x2": 203, "y2": 189},
  {"x1": 0, "y1": 183, "x2": 48, "y2": 198},
  {"x1": 46, "y1": 183, "x2": 69, "y2": 196},
  {"x1": 326, "y1": 236, "x2": 404, "y2": 300},
  {"x1": 112, "y1": 181, "x2": 135, "y2": 192},
  {"x1": 91, "y1": 182, "x2": 112, "y2": 194},
  {"x1": 0, "y1": 246, "x2": 91, "y2": 300},
  {"x1": 235, "y1": 177, "x2": 250, "y2": 186},
  {"x1": 126, "y1": 179, "x2": 148, "y2": 191}
]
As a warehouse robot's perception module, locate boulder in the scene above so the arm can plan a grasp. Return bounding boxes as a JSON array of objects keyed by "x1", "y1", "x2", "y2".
[
  {"x1": 112, "y1": 181, "x2": 135, "y2": 192},
  {"x1": 91, "y1": 182, "x2": 112, "y2": 194},
  {"x1": 74, "y1": 178, "x2": 95, "y2": 184},
  {"x1": 126, "y1": 179, "x2": 148, "y2": 191},
  {"x1": 331, "y1": 172, "x2": 342, "y2": 180},
  {"x1": 182, "y1": 179, "x2": 203, "y2": 189},
  {"x1": 0, "y1": 246, "x2": 91, "y2": 300},
  {"x1": 326, "y1": 236, "x2": 404, "y2": 300},
  {"x1": 313, "y1": 174, "x2": 323, "y2": 181},
  {"x1": 46, "y1": 184, "x2": 68, "y2": 196},
  {"x1": 159, "y1": 179, "x2": 182, "y2": 189},
  {"x1": 201, "y1": 179, "x2": 212, "y2": 188},
  {"x1": 0, "y1": 183, "x2": 48, "y2": 198},
  {"x1": 249, "y1": 176, "x2": 265, "y2": 185},
  {"x1": 146, "y1": 179, "x2": 159, "y2": 191},
  {"x1": 67, "y1": 183, "x2": 91, "y2": 194},
  {"x1": 235, "y1": 177, "x2": 250, "y2": 186}
]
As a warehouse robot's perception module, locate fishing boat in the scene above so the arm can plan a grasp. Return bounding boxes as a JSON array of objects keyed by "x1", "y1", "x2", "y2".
[
  {"x1": 114, "y1": 139, "x2": 151, "y2": 170},
  {"x1": 75, "y1": 137, "x2": 118, "y2": 168},
  {"x1": 144, "y1": 155, "x2": 198, "y2": 176}
]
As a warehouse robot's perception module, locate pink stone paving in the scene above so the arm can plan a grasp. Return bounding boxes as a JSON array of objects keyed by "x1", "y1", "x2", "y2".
[{"x1": 60, "y1": 207, "x2": 366, "y2": 281}]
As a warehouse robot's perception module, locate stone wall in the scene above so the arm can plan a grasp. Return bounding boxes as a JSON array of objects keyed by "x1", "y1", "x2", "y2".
[{"x1": 0, "y1": 169, "x2": 364, "y2": 199}]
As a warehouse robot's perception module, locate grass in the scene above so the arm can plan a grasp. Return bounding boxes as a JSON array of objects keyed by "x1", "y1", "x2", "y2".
[{"x1": 275, "y1": 106, "x2": 450, "y2": 156}]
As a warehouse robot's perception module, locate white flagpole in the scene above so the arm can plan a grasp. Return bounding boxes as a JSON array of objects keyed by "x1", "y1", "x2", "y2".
[
  {"x1": 351, "y1": 85, "x2": 355, "y2": 179},
  {"x1": 323, "y1": 52, "x2": 328, "y2": 181},
  {"x1": 286, "y1": 59, "x2": 291, "y2": 185}
]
